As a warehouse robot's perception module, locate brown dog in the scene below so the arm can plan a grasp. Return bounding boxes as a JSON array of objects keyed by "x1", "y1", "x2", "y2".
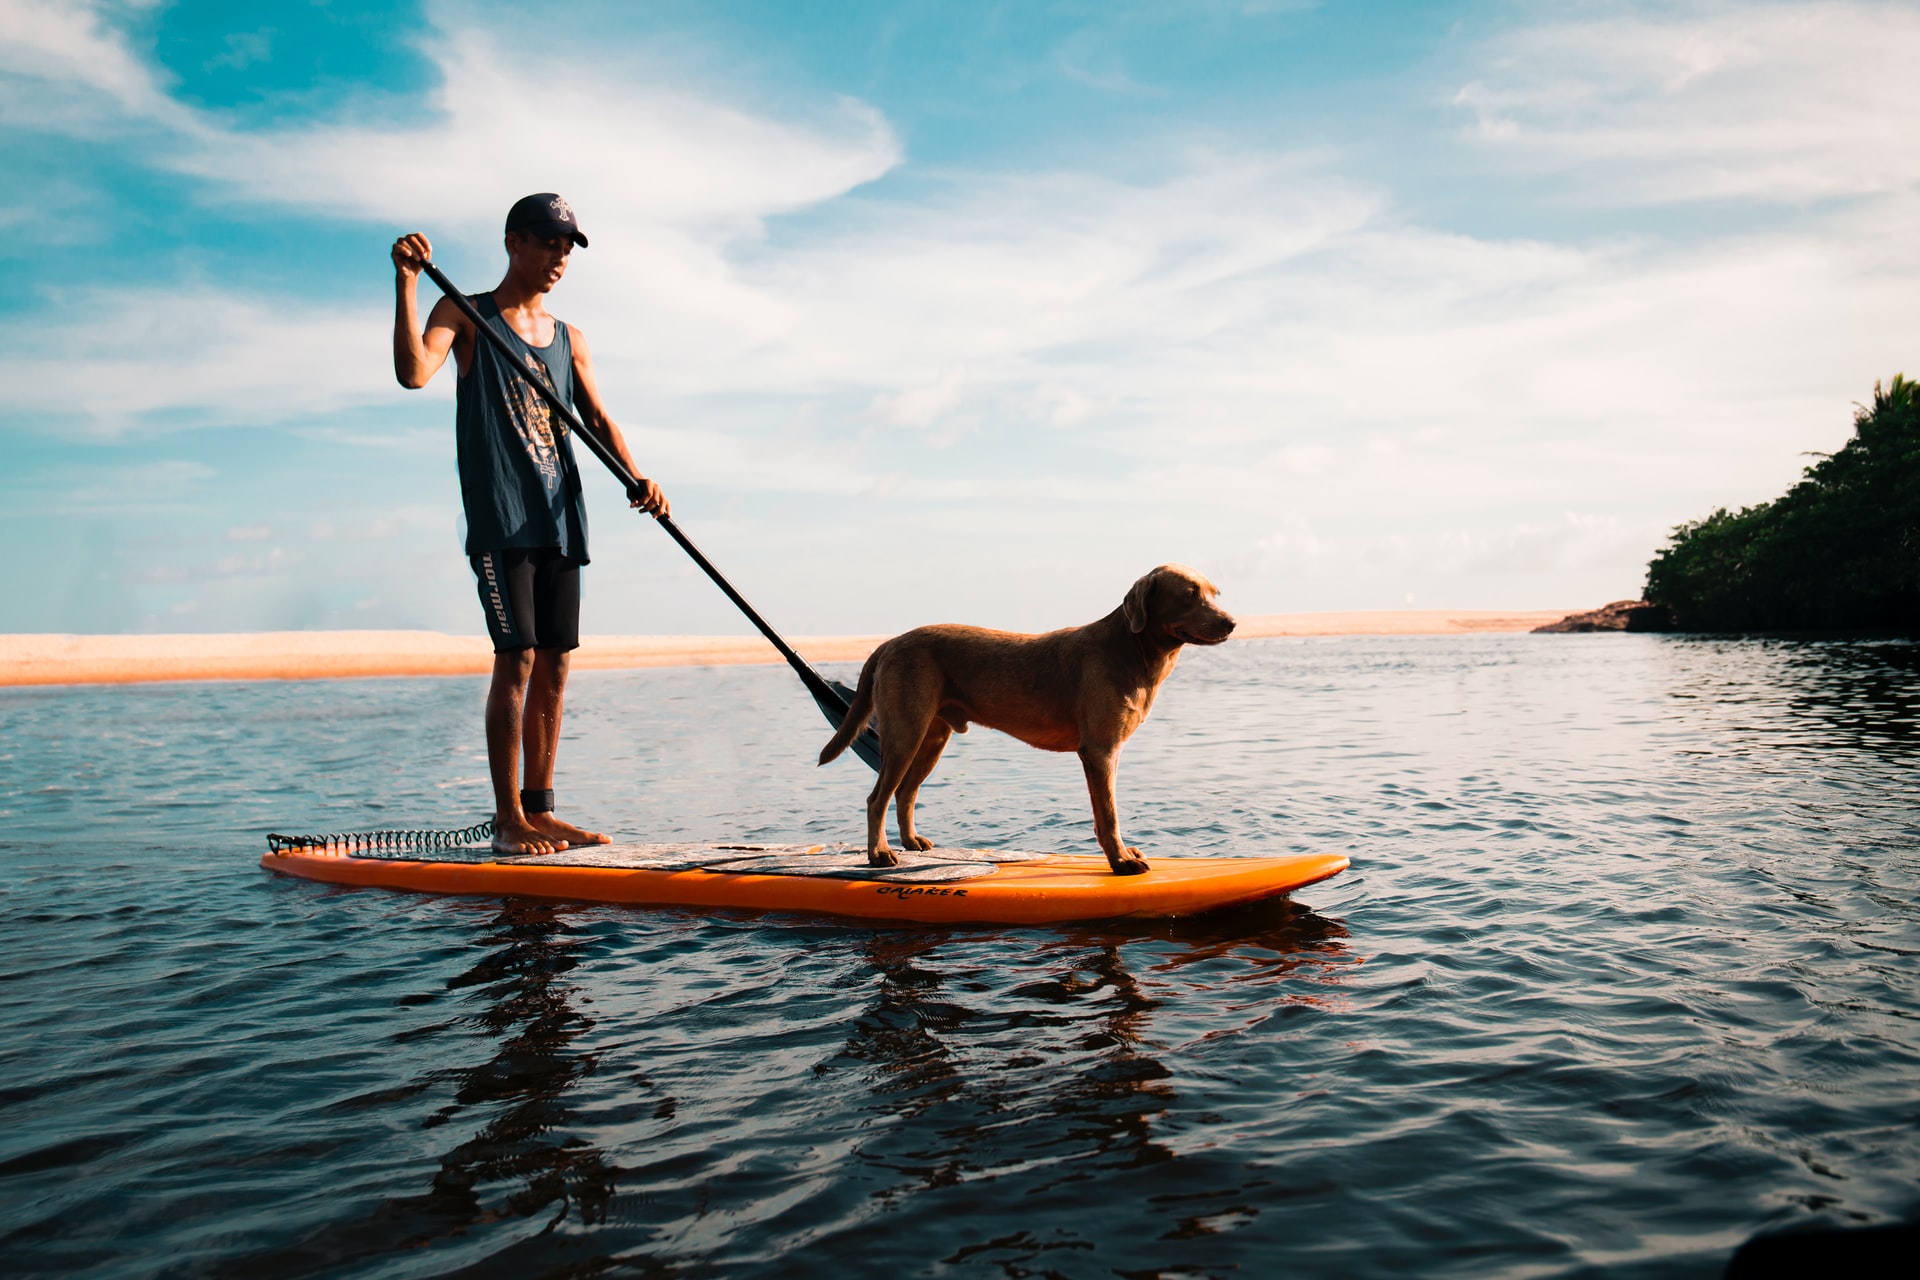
[{"x1": 818, "y1": 564, "x2": 1236, "y2": 875}]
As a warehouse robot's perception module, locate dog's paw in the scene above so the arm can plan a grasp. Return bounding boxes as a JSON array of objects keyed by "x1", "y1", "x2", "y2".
[
  {"x1": 867, "y1": 847, "x2": 901, "y2": 868},
  {"x1": 902, "y1": 835, "x2": 934, "y2": 852},
  {"x1": 1109, "y1": 848, "x2": 1151, "y2": 876}
]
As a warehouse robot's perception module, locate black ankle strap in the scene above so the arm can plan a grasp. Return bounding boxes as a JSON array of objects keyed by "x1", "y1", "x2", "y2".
[{"x1": 520, "y1": 787, "x2": 555, "y2": 815}]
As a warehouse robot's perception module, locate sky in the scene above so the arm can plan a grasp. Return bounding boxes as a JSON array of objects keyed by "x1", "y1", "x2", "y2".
[{"x1": 1, "y1": 0, "x2": 1917, "y2": 636}]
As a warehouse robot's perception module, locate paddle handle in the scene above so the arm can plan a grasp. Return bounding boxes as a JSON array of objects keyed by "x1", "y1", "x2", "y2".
[{"x1": 413, "y1": 260, "x2": 865, "y2": 731}]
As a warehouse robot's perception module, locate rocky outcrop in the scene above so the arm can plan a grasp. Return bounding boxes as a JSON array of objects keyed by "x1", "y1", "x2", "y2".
[{"x1": 1531, "y1": 601, "x2": 1673, "y2": 633}]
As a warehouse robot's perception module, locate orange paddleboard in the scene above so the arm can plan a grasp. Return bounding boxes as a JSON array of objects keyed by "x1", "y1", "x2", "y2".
[{"x1": 260, "y1": 842, "x2": 1348, "y2": 925}]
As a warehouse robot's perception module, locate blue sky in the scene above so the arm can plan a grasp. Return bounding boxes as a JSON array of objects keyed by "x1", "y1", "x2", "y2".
[{"x1": 2, "y1": 0, "x2": 1916, "y2": 635}]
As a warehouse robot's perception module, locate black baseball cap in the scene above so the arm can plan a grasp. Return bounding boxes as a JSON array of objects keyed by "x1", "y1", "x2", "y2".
[{"x1": 505, "y1": 193, "x2": 588, "y2": 247}]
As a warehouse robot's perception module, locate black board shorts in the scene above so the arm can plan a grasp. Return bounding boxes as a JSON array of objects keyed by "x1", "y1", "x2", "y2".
[{"x1": 470, "y1": 548, "x2": 581, "y2": 653}]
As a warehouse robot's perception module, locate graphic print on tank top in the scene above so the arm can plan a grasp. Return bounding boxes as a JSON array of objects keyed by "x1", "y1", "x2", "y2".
[{"x1": 506, "y1": 365, "x2": 561, "y2": 485}]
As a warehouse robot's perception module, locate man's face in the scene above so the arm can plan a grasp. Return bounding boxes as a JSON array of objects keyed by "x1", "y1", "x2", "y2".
[{"x1": 505, "y1": 232, "x2": 572, "y2": 291}]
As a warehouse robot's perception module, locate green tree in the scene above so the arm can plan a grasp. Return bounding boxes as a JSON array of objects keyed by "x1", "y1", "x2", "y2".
[{"x1": 1644, "y1": 374, "x2": 1920, "y2": 632}]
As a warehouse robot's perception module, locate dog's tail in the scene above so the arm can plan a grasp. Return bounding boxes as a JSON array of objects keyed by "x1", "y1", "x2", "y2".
[{"x1": 818, "y1": 652, "x2": 878, "y2": 766}]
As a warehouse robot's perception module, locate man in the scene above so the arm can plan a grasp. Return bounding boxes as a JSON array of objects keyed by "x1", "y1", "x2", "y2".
[{"x1": 391, "y1": 193, "x2": 668, "y2": 856}]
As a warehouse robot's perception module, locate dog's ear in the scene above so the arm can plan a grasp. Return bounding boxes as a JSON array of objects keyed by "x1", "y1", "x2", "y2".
[{"x1": 1122, "y1": 570, "x2": 1157, "y2": 633}]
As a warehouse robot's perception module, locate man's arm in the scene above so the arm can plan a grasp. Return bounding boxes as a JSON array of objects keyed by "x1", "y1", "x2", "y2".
[
  {"x1": 391, "y1": 233, "x2": 466, "y2": 388},
  {"x1": 568, "y1": 323, "x2": 670, "y2": 517}
]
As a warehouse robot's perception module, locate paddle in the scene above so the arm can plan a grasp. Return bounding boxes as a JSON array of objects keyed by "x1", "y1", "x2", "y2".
[{"x1": 415, "y1": 258, "x2": 881, "y2": 772}]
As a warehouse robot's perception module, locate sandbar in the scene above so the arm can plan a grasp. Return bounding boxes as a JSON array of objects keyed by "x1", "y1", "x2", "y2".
[{"x1": 0, "y1": 611, "x2": 1572, "y2": 687}]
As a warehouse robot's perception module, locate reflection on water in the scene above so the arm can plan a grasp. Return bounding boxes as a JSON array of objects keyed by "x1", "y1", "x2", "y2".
[
  {"x1": 840, "y1": 933, "x2": 1177, "y2": 1192},
  {"x1": 1683, "y1": 638, "x2": 1920, "y2": 755},
  {"x1": 2, "y1": 635, "x2": 1916, "y2": 1277},
  {"x1": 792, "y1": 899, "x2": 1355, "y2": 1274},
  {"x1": 425, "y1": 904, "x2": 618, "y2": 1229},
  {"x1": 204, "y1": 903, "x2": 628, "y2": 1277}
]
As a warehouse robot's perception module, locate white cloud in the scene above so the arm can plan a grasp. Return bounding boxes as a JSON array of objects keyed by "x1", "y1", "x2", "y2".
[
  {"x1": 205, "y1": 29, "x2": 271, "y2": 73},
  {"x1": 1255, "y1": 515, "x2": 1327, "y2": 567},
  {"x1": 0, "y1": 13, "x2": 902, "y2": 430},
  {"x1": 212, "y1": 545, "x2": 293, "y2": 578},
  {"x1": 308, "y1": 517, "x2": 405, "y2": 543},
  {"x1": 1453, "y1": 1, "x2": 1920, "y2": 203},
  {"x1": 1402, "y1": 513, "x2": 1647, "y2": 578},
  {"x1": 170, "y1": 30, "x2": 899, "y2": 235},
  {"x1": 872, "y1": 367, "x2": 969, "y2": 428},
  {"x1": 1031, "y1": 384, "x2": 1092, "y2": 430},
  {"x1": 1239, "y1": 510, "x2": 1660, "y2": 607},
  {"x1": 0, "y1": 1, "x2": 898, "y2": 221},
  {"x1": 0, "y1": 0, "x2": 184, "y2": 130},
  {"x1": 61, "y1": 459, "x2": 214, "y2": 508},
  {"x1": 727, "y1": 158, "x2": 1384, "y2": 395},
  {"x1": 0, "y1": 287, "x2": 396, "y2": 435},
  {"x1": 706, "y1": 160, "x2": 1907, "y2": 523}
]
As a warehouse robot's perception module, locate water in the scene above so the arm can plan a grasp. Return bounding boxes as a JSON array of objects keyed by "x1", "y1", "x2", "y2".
[{"x1": 2, "y1": 635, "x2": 1917, "y2": 1278}]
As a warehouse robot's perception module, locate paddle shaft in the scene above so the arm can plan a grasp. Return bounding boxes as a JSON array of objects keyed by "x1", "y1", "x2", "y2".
[{"x1": 415, "y1": 260, "x2": 868, "y2": 748}]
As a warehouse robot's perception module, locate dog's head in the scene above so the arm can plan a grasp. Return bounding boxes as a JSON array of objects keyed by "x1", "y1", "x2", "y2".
[{"x1": 1121, "y1": 564, "x2": 1236, "y2": 645}]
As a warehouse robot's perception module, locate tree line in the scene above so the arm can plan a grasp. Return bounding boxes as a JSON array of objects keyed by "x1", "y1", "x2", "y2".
[{"x1": 1644, "y1": 374, "x2": 1919, "y2": 632}]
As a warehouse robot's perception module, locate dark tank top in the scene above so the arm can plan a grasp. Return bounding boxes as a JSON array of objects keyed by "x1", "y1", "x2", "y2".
[{"x1": 455, "y1": 293, "x2": 589, "y2": 562}]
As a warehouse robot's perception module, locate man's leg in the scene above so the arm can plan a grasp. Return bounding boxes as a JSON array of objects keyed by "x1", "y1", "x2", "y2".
[
  {"x1": 521, "y1": 647, "x2": 608, "y2": 847},
  {"x1": 474, "y1": 549, "x2": 559, "y2": 855},
  {"x1": 487, "y1": 648, "x2": 563, "y2": 856},
  {"x1": 513, "y1": 551, "x2": 607, "y2": 847}
]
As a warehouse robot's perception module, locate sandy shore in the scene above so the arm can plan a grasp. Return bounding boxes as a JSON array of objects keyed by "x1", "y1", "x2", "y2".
[{"x1": 0, "y1": 610, "x2": 1571, "y2": 687}]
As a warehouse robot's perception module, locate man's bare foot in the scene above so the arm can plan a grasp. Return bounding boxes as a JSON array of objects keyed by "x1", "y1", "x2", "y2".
[
  {"x1": 529, "y1": 813, "x2": 610, "y2": 847},
  {"x1": 494, "y1": 817, "x2": 563, "y2": 857}
]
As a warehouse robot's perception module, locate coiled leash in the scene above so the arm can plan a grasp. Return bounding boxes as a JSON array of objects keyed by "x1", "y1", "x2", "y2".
[
  {"x1": 266, "y1": 788, "x2": 562, "y2": 854},
  {"x1": 265, "y1": 818, "x2": 495, "y2": 855}
]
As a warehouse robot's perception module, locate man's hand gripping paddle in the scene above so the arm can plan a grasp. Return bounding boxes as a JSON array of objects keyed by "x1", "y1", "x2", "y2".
[{"x1": 416, "y1": 258, "x2": 882, "y2": 772}]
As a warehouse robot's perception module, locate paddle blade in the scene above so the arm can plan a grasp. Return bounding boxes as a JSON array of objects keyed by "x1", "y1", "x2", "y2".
[{"x1": 812, "y1": 678, "x2": 882, "y2": 772}]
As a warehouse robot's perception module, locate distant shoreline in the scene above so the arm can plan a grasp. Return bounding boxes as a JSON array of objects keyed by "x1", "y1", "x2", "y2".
[{"x1": 0, "y1": 611, "x2": 1571, "y2": 687}]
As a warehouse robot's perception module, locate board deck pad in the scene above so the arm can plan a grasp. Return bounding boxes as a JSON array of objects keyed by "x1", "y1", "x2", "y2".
[
  {"x1": 700, "y1": 852, "x2": 996, "y2": 883},
  {"x1": 264, "y1": 838, "x2": 1351, "y2": 924},
  {"x1": 347, "y1": 842, "x2": 1047, "y2": 880}
]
